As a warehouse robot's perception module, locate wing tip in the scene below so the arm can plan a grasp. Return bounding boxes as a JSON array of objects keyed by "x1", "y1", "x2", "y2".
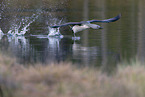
[{"x1": 112, "y1": 13, "x2": 121, "y2": 22}]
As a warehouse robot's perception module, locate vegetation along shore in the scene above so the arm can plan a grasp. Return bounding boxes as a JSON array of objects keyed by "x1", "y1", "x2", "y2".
[{"x1": 0, "y1": 54, "x2": 145, "y2": 97}]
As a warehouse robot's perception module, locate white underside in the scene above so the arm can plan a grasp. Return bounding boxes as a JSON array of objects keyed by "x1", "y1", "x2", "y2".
[
  {"x1": 72, "y1": 24, "x2": 101, "y2": 33},
  {"x1": 72, "y1": 25, "x2": 90, "y2": 33},
  {"x1": 86, "y1": 24, "x2": 100, "y2": 29}
]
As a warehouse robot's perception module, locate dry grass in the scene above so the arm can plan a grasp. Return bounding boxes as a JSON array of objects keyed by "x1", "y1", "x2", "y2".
[{"x1": 0, "y1": 54, "x2": 145, "y2": 97}]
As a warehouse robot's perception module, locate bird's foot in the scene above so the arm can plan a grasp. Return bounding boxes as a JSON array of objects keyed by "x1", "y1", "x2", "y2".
[{"x1": 72, "y1": 37, "x2": 80, "y2": 40}]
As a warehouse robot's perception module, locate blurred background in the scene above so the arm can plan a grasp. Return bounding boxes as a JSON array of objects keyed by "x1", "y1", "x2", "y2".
[{"x1": 0, "y1": 0, "x2": 144, "y2": 73}]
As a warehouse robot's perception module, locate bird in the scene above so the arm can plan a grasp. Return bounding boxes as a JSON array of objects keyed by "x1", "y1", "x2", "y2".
[{"x1": 51, "y1": 14, "x2": 121, "y2": 37}]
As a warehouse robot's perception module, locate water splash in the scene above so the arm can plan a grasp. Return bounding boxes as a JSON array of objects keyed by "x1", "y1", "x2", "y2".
[
  {"x1": 48, "y1": 18, "x2": 63, "y2": 38},
  {"x1": 7, "y1": 13, "x2": 40, "y2": 36},
  {"x1": 48, "y1": 27, "x2": 63, "y2": 38},
  {"x1": 0, "y1": 28, "x2": 4, "y2": 40}
]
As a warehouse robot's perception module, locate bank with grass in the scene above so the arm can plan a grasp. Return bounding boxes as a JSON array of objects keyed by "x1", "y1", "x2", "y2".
[{"x1": 0, "y1": 54, "x2": 145, "y2": 97}]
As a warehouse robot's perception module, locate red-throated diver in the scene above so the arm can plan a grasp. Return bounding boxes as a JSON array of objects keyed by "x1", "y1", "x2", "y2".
[{"x1": 51, "y1": 14, "x2": 121, "y2": 37}]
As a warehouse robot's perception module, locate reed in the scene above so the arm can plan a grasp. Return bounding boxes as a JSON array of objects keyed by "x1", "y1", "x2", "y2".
[{"x1": 0, "y1": 54, "x2": 145, "y2": 97}]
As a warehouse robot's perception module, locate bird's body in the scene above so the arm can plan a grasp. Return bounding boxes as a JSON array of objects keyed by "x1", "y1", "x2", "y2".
[
  {"x1": 86, "y1": 23, "x2": 102, "y2": 29},
  {"x1": 71, "y1": 24, "x2": 102, "y2": 37},
  {"x1": 72, "y1": 25, "x2": 90, "y2": 33},
  {"x1": 50, "y1": 14, "x2": 121, "y2": 37},
  {"x1": 72, "y1": 25, "x2": 90, "y2": 37}
]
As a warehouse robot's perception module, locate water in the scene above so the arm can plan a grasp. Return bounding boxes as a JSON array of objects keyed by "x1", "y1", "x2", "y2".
[{"x1": 0, "y1": 0, "x2": 144, "y2": 71}]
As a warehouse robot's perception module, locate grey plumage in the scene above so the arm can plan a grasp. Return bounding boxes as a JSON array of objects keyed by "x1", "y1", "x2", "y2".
[
  {"x1": 50, "y1": 14, "x2": 121, "y2": 37},
  {"x1": 51, "y1": 14, "x2": 121, "y2": 28}
]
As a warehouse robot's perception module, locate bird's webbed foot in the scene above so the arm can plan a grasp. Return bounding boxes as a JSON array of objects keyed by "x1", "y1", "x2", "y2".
[{"x1": 72, "y1": 36, "x2": 80, "y2": 40}]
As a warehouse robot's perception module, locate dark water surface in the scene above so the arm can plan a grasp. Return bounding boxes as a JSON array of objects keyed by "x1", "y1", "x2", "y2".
[{"x1": 0, "y1": 0, "x2": 144, "y2": 72}]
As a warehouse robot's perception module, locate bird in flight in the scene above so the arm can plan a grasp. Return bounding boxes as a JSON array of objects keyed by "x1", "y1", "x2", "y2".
[{"x1": 51, "y1": 14, "x2": 121, "y2": 37}]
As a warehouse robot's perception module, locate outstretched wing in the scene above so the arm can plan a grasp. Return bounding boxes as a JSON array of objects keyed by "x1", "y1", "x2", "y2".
[
  {"x1": 51, "y1": 22, "x2": 82, "y2": 28},
  {"x1": 51, "y1": 14, "x2": 121, "y2": 28},
  {"x1": 87, "y1": 14, "x2": 121, "y2": 23}
]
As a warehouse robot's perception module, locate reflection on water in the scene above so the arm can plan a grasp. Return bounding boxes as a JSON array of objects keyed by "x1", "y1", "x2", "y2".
[
  {"x1": 72, "y1": 42, "x2": 100, "y2": 66},
  {"x1": 1, "y1": 0, "x2": 145, "y2": 72},
  {"x1": 0, "y1": 34, "x2": 120, "y2": 72},
  {"x1": 8, "y1": 36, "x2": 30, "y2": 60}
]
